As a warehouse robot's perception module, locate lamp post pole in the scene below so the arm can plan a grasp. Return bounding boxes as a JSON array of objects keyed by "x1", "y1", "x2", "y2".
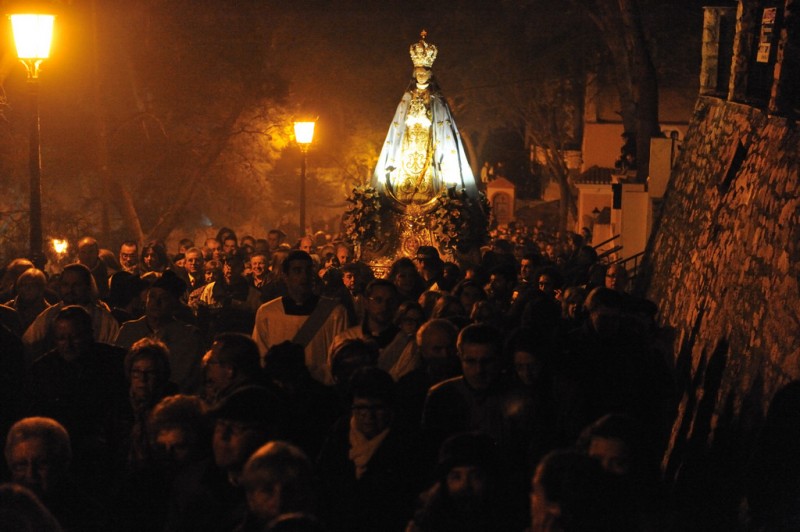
[
  {"x1": 26, "y1": 63, "x2": 43, "y2": 268},
  {"x1": 293, "y1": 120, "x2": 315, "y2": 238},
  {"x1": 299, "y1": 145, "x2": 308, "y2": 237},
  {"x1": 10, "y1": 13, "x2": 55, "y2": 269}
]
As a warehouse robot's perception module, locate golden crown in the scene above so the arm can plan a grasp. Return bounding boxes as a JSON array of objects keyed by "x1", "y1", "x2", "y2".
[{"x1": 409, "y1": 30, "x2": 437, "y2": 68}]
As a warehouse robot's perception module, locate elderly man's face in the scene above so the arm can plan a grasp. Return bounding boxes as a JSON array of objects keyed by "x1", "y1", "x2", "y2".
[
  {"x1": 8, "y1": 437, "x2": 60, "y2": 497},
  {"x1": 336, "y1": 247, "x2": 351, "y2": 265},
  {"x1": 120, "y1": 244, "x2": 139, "y2": 271},
  {"x1": 184, "y1": 251, "x2": 204, "y2": 275}
]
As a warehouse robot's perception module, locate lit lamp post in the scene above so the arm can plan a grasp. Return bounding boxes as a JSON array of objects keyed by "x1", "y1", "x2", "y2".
[
  {"x1": 9, "y1": 11, "x2": 55, "y2": 269},
  {"x1": 293, "y1": 120, "x2": 315, "y2": 237}
]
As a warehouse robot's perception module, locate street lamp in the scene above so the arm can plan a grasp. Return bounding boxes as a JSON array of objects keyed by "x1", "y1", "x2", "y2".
[
  {"x1": 9, "y1": 10, "x2": 55, "y2": 269},
  {"x1": 293, "y1": 120, "x2": 315, "y2": 237}
]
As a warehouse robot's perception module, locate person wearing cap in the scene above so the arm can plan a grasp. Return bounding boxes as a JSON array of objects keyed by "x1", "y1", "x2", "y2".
[
  {"x1": 252, "y1": 250, "x2": 349, "y2": 385},
  {"x1": 414, "y1": 246, "x2": 445, "y2": 290},
  {"x1": 115, "y1": 270, "x2": 205, "y2": 394},
  {"x1": 171, "y1": 385, "x2": 288, "y2": 532}
]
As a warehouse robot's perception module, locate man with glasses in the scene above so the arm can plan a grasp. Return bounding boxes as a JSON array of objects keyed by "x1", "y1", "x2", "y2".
[
  {"x1": 119, "y1": 241, "x2": 140, "y2": 275},
  {"x1": 421, "y1": 323, "x2": 522, "y2": 455},
  {"x1": 181, "y1": 247, "x2": 206, "y2": 292},
  {"x1": 317, "y1": 367, "x2": 422, "y2": 531},
  {"x1": 202, "y1": 333, "x2": 266, "y2": 406}
]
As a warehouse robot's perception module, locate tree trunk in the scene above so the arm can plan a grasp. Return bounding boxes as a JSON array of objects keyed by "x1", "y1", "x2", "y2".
[
  {"x1": 110, "y1": 179, "x2": 145, "y2": 244},
  {"x1": 145, "y1": 101, "x2": 248, "y2": 242},
  {"x1": 619, "y1": 0, "x2": 662, "y2": 181},
  {"x1": 587, "y1": 0, "x2": 662, "y2": 181}
]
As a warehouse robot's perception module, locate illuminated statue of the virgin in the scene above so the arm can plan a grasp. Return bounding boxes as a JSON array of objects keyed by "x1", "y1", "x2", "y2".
[
  {"x1": 371, "y1": 31, "x2": 480, "y2": 207},
  {"x1": 352, "y1": 31, "x2": 486, "y2": 269}
]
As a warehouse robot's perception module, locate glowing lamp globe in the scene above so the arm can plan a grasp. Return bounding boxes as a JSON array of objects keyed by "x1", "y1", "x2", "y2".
[
  {"x1": 10, "y1": 13, "x2": 54, "y2": 60},
  {"x1": 293, "y1": 121, "x2": 315, "y2": 147}
]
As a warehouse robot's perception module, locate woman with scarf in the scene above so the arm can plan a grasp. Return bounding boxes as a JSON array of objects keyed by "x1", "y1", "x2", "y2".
[{"x1": 316, "y1": 367, "x2": 424, "y2": 532}]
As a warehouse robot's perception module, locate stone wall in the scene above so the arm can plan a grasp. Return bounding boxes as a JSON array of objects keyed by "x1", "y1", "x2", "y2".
[{"x1": 637, "y1": 95, "x2": 800, "y2": 524}]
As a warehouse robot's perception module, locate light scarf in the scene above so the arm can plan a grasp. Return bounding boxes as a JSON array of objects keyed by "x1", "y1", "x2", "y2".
[{"x1": 348, "y1": 416, "x2": 390, "y2": 479}]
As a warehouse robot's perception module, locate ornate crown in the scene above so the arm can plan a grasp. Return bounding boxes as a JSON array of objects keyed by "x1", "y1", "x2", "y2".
[{"x1": 409, "y1": 30, "x2": 437, "y2": 68}]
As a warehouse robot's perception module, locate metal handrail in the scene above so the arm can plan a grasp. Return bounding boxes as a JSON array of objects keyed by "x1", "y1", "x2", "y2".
[
  {"x1": 613, "y1": 251, "x2": 646, "y2": 280},
  {"x1": 597, "y1": 245, "x2": 623, "y2": 261},
  {"x1": 592, "y1": 234, "x2": 621, "y2": 250}
]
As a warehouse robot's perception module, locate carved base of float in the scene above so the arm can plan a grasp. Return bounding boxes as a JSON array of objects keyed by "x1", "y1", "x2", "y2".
[{"x1": 359, "y1": 197, "x2": 454, "y2": 278}]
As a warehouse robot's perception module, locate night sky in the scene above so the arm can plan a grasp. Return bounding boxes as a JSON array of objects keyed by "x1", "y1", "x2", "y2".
[{"x1": 0, "y1": 0, "x2": 715, "y2": 245}]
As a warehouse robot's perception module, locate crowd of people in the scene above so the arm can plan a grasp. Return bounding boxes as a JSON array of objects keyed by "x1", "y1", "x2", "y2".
[{"x1": 0, "y1": 221, "x2": 698, "y2": 531}]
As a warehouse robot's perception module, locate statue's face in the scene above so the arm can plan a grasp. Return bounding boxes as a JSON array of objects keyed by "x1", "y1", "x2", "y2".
[{"x1": 414, "y1": 67, "x2": 431, "y2": 86}]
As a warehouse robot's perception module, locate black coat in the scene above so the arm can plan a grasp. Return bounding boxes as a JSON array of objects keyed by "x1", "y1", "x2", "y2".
[{"x1": 316, "y1": 416, "x2": 424, "y2": 532}]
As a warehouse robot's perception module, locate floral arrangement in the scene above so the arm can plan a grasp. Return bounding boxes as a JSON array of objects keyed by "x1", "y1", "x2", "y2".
[
  {"x1": 430, "y1": 188, "x2": 490, "y2": 253},
  {"x1": 342, "y1": 185, "x2": 383, "y2": 248}
]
